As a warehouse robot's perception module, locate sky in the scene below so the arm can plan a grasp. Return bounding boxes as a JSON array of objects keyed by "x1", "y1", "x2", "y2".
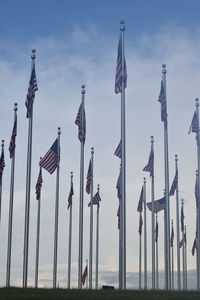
[{"x1": 0, "y1": 0, "x2": 200, "y2": 289}]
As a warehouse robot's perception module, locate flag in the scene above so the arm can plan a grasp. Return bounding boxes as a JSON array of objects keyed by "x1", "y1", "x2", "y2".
[
  {"x1": 137, "y1": 186, "x2": 144, "y2": 213},
  {"x1": 0, "y1": 146, "x2": 5, "y2": 186},
  {"x1": 138, "y1": 213, "x2": 143, "y2": 236},
  {"x1": 114, "y1": 140, "x2": 121, "y2": 158},
  {"x1": 81, "y1": 266, "x2": 88, "y2": 286},
  {"x1": 88, "y1": 190, "x2": 101, "y2": 207},
  {"x1": 158, "y1": 76, "x2": 167, "y2": 126},
  {"x1": 169, "y1": 169, "x2": 178, "y2": 196},
  {"x1": 35, "y1": 168, "x2": 43, "y2": 200},
  {"x1": 75, "y1": 102, "x2": 86, "y2": 144},
  {"x1": 117, "y1": 204, "x2": 120, "y2": 230},
  {"x1": 67, "y1": 180, "x2": 74, "y2": 209},
  {"x1": 9, "y1": 114, "x2": 17, "y2": 158},
  {"x1": 170, "y1": 224, "x2": 174, "y2": 247},
  {"x1": 191, "y1": 237, "x2": 197, "y2": 256},
  {"x1": 86, "y1": 159, "x2": 92, "y2": 194},
  {"x1": 116, "y1": 169, "x2": 122, "y2": 200},
  {"x1": 188, "y1": 111, "x2": 199, "y2": 134},
  {"x1": 143, "y1": 148, "x2": 154, "y2": 177},
  {"x1": 195, "y1": 175, "x2": 199, "y2": 209},
  {"x1": 115, "y1": 33, "x2": 127, "y2": 94},
  {"x1": 25, "y1": 62, "x2": 38, "y2": 118},
  {"x1": 179, "y1": 233, "x2": 186, "y2": 248},
  {"x1": 40, "y1": 138, "x2": 59, "y2": 174},
  {"x1": 155, "y1": 218, "x2": 158, "y2": 242},
  {"x1": 180, "y1": 205, "x2": 184, "y2": 232},
  {"x1": 146, "y1": 197, "x2": 166, "y2": 213}
]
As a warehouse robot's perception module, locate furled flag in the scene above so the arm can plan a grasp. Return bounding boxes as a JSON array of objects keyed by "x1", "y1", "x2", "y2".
[
  {"x1": 115, "y1": 33, "x2": 127, "y2": 94},
  {"x1": 169, "y1": 169, "x2": 178, "y2": 196},
  {"x1": 143, "y1": 148, "x2": 154, "y2": 177},
  {"x1": 188, "y1": 111, "x2": 199, "y2": 134},
  {"x1": 137, "y1": 186, "x2": 144, "y2": 213},
  {"x1": 81, "y1": 265, "x2": 88, "y2": 286},
  {"x1": 88, "y1": 190, "x2": 101, "y2": 207},
  {"x1": 158, "y1": 76, "x2": 167, "y2": 126},
  {"x1": 75, "y1": 102, "x2": 86, "y2": 144},
  {"x1": 116, "y1": 169, "x2": 122, "y2": 200},
  {"x1": 191, "y1": 237, "x2": 197, "y2": 256},
  {"x1": 155, "y1": 217, "x2": 158, "y2": 242},
  {"x1": 9, "y1": 114, "x2": 17, "y2": 158},
  {"x1": 40, "y1": 138, "x2": 60, "y2": 174},
  {"x1": 195, "y1": 175, "x2": 199, "y2": 209},
  {"x1": 86, "y1": 159, "x2": 92, "y2": 194},
  {"x1": 179, "y1": 233, "x2": 186, "y2": 248},
  {"x1": 138, "y1": 213, "x2": 143, "y2": 236},
  {"x1": 117, "y1": 204, "x2": 120, "y2": 230},
  {"x1": 0, "y1": 146, "x2": 5, "y2": 186},
  {"x1": 67, "y1": 180, "x2": 74, "y2": 209},
  {"x1": 114, "y1": 140, "x2": 121, "y2": 158},
  {"x1": 180, "y1": 205, "x2": 184, "y2": 232},
  {"x1": 146, "y1": 197, "x2": 166, "y2": 213},
  {"x1": 35, "y1": 168, "x2": 43, "y2": 200},
  {"x1": 170, "y1": 224, "x2": 174, "y2": 247},
  {"x1": 25, "y1": 61, "x2": 38, "y2": 118}
]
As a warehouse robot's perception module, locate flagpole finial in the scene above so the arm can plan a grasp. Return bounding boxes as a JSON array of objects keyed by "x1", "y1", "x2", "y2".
[
  {"x1": 151, "y1": 136, "x2": 154, "y2": 143},
  {"x1": 1, "y1": 140, "x2": 4, "y2": 147},
  {"x1": 71, "y1": 171, "x2": 73, "y2": 177},
  {"x1": 57, "y1": 127, "x2": 61, "y2": 135},
  {"x1": 181, "y1": 198, "x2": 184, "y2": 205},
  {"x1": 97, "y1": 184, "x2": 100, "y2": 192},
  {"x1": 171, "y1": 219, "x2": 173, "y2": 225},
  {"x1": 162, "y1": 64, "x2": 167, "y2": 75},
  {"x1": 143, "y1": 177, "x2": 146, "y2": 184},
  {"x1": 196, "y1": 169, "x2": 198, "y2": 176},
  {"x1": 120, "y1": 19, "x2": 125, "y2": 31},
  {"x1": 81, "y1": 85, "x2": 85, "y2": 94},
  {"x1": 175, "y1": 154, "x2": 178, "y2": 161},
  {"x1": 14, "y1": 102, "x2": 18, "y2": 111},
  {"x1": 31, "y1": 49, "x2": 36, "y2": 60},
  {"x1": 91, "y1": 147, "x2": 94, "y2": 154},
  {"x1": 195, "y1": 98, "x2": 199, "y2": 107}
]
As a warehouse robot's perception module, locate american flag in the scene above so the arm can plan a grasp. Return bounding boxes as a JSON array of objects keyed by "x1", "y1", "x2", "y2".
[
  {"x1": 0, "y1": 146, "x2": 5, "y2": 186},
  {"x1": 137, "y1": 186, "x2": 144, "y2": 213},
  {"x1": 9, "y1": 114, "x2": 17, "y2": 158},
  {"x1": 146, "y1": 197, "x2": 166, "y2": 213},
  {"x1": 116, "y1": 169, "x2": 122, "y2": 200},
  {"x1": 35, "y1": 168, "x2": 43, "y2": 200},
  {"x1": 169, "y1": 169, "x2": 178, "y2": 196},
  {"x1": 75, "y1": 102, "x2": 86, "y2": 144},
  {"x1": 67, "y1": 181, "x2": 74, "y2": 209},
  {"x1": 25, "y1": 62, "x2": 38, "y2": 118},
  {"x1": 81, "y1": 265, "x2": 88, "y2": 286},
  {"x1": 191, "y1": 237, "x2": 197, "y2": 256},
  {"x1": 179, "y1": 233, "x2": 186, "y2": 248},
  {"x1": 138, "y1": 213, "x2": 143, "y2": 236},
  {"x1": 143, "y1": 148, "x2": 154, "y2": 177},
  {"x1": 115, "y1": 33, "x2": 127, "y2": 94},
  {"x1": 88, "y1": 191, "x2": 101, "y2": 207},
  {"x1": 180, "y1": 205, "x2": 184, "y2": 232},
  {"x1": 170, "y1": 224, "x2": 174, "y2": 247},
  {"x1": 155, "y1": 218, "x2": 158, "y2": 242},
  {"x1": 114, "y1": 140, "x2": 121, "y2": 158},
  {"x1": 188, "y1": 111, "x2": 199, "y2": 134},
  {"x1": 86, "y1": 159, "x2": 92, "y2": 194},
  {"x1": 195, "y1": 175, "x2": 199, "y2": 209},
  {"x1": 40, "y1": 138, "x2": 60, "y2": 174},
  {"x1": 158, "y1": 77, "x2": 167, "y2": 127},
  {"x1": 117, "y1": 204, "x2": 120, "y2": 230}
]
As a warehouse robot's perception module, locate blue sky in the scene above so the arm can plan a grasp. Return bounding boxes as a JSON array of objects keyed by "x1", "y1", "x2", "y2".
[{"x1": 0, "y1": 0, "x2": 200, "y2": 289}]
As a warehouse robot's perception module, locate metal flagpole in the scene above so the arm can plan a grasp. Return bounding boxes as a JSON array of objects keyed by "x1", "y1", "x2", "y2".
[
  {"x1": 67, "y1": 171, "x2": 73, "y2": 289},
  {"x1": 6, "y1": 103, "x2": 17, "y2": 287},
  {"x1": 78, "y1": 85, "x2": 85, "y2": 289},
  {"x1": 53, "y1": 127, "x2": 61, "y2": 288},
  {"x1": 143, "y1": 177, "x2": 147, "y2": 289},
  {"x1": 162, "y1": 64, "x2": 171, "y2": 290},
  {"x1": 171, "y1": 220, "x2": 174, "y2": 290},
  {"x1": 181, "y1": 199, "x2": 185, "y2": 290},
  {"x1": 150, "y1": 136, "x2": 155, "y2": 289},
  {"x1": 120, "y1": 19, "x2": 126, "y2": 289},
  {"x1": 23, "y1": 49, "x2": 36, "y2": 288},
  {"x1": 155, "y1": 213, "x2": 159, "y2": 290},
  {"x1": 175, "y1": 155, "x2": 181, "y2": 290},
  {"x1": 163, "y1": 189, "x2": 167, "y2": 290},
  {"x1": 0, "y1": 140, "x2": 4, "y2": 225},
  {"x1": 95, "y1": 184, "x2": 100, "y2": 290},
  {"x1": 184, "y1": 225, "x2": 187, "y2": 290},
  {"x1": 86, "y1": 260, "x2": 88, "y2": 289},
  {"x1": 89, "y1": 147, "x2": 94, "y2": 289},
  {"x1": 35, "y1": 158, "x2": 43, "y2": 288},
  {"x1": 139, "y1": 212, "x2": 142, "y2": 290},
  {"x1": 195, "y1": 229, "x2": 199, "y2": 290}
]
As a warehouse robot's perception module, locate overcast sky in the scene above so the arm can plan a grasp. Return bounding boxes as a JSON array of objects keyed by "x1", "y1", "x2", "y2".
[{"x1": 0, "y1": 0, "x2": 200, "y2": 289}]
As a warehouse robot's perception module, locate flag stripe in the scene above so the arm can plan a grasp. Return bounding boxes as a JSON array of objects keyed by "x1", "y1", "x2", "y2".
[{"x1": 146, "y1": 197, "x2": 166, "y2": 213}]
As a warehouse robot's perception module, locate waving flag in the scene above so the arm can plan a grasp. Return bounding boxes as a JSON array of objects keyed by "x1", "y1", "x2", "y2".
[
  {"x1": 35, "y1": 168, "x2": 43, "y2": 200},
  {"x1": 191, "y1": 237, "x2": 197, "y2": 256},
  {"x1": 114, "y1": 140, "x2": 121, "y2": 158},
  {"x1": 179, "y1": 233, "x2": 186, "y2": 248},
  {"x1": 115, "y1": 33, "x2": 127, "y2": 94},
  {"x1": 137, "y1": 186, "x2": 144, "y2": 213},
  {"x1": 25, "y1": 62, "x2": 38, "y2": 118},
  {"x1": 88, "y1": 190, "x2": 101, "y2": 207},
  {"x1": 138, "y1": 213, "x2": 143, "y2": 236},
  {"x1": 86, "y1": 159, "x2": 92, "y2": 194},
  {"x1": 143, "y1": 148, "x2": 154, "y2": 177},
  {"x1": 147, "y1": 197, "x2": 166, "y2": 213},
  {"x1": 40, "y1": 139, "x2": 59, "y2": 174},
  {"x1": 75, "y1": 102, "x2": 86, "y2": 144},
  {"x1": 81, "y1": 266, "x2": 88, "y2": 286},
  {"x1": 180, "y1": 205, "x2": 184, "y2": 232},
  {"x1": 169, "y1": 169, "x2": 178, "y2": 196},
  {"x1": 67, "y1": 180, "x2": 74, "y2": 209},
  {"x1": 9, "y1": 114, "x2": 17, "y2": 158},
  {"x1": 158, "y1": 76, "x2": 167, "y2": 126},
  {"x1": 188, "y1": 111, "x2": 199, "y2": 134}
]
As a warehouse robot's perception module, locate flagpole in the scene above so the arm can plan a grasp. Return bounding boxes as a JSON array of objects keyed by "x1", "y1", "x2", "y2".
[
  {"x1": 171, "y1": 220, "x2": 174, "y2": 290},
  {"x1": 0, "y1": 140, "x2": 4, "y2": 225},
  {"x1": 53, "y1": 127, "x2": 61, "y2": 289},
  {"x1": 181, "y1": 199, "x2": 185, "y2": 289},
  {"x1": 163, "y1": 188, "x2": 167, "y2": 290},
  {"x1": 143, "y1": 177, "x2": 147, "y2": 289},
  {"x1": 78, "y1": 85, "x2": 85, "y2": 289},
  {"x1": 175, "y1": 155, "x2": 181, "y2": 290},
  {"x1": 155, "y1": 213, "x2": 159, "y2": 290},
  {"x1": 150, "y1": 136, "x2": 155, "y2": 289},
  {"x1": 6, "y1": 103, "x2": 17, "y2": 287},
  {"x1": 35, "y1": 158, "x2": 42, "y2": 288},
  {"x1": 162, "y1": 64, "x2": 171, "y2": 290},
  {"x1": 23, "y1": 49, "x2": 36, "y2": 288},
  {"x1": 95, "y1": 184, "x2": 100, "y2": 290},
  {"x1": 195, "y1": 229, "x2": 199, "y2": 290},
  {"x1": 184, "y1": 225, "x2": 187, "y2": 290},
  {"x1": 139, "y1": 212, "x2": 142, "y2": 290},
  {"x1": 89, "y1": 147, "x2": 94, "y2": 289},
  {"x1": 67, "y1": 171, "x2": 73, "y2": 289}
]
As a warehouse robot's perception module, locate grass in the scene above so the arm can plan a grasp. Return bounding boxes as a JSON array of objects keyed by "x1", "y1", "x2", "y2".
[{"x1": 0, "y1": 288, "x2": 200, "y2": 300}]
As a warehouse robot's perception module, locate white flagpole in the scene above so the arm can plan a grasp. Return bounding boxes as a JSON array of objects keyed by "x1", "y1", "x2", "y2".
[
  {"x1": 67, "y1": 172, "x2": 73, "y2": 289},
  {"x1": 53, "y1": 127, "x2": 61, "y2": 288},
  {"x1": 95, "y1": 184, "x2": 100, "y2": 290},
  {"x1": 175, "y1": 155, "x2": 181, "y2": 290},
  {"x1": 78, "y1": 85, "x2": 85, "y2": 289},
  {"x1": 35, "y1": 158, "x2": 42, "y2": 288},
  {"x1": 150, "y1": 136, "x2": 155, "y2": 289},
  {"x1": 143, "y1": 177, "x2": 147, "y2": 289},
  {"x1": 23, "y1": 49, "x2": 36, "y2": 288},
  {"x1": 139, "y1": 212, "x2": 142, "y2": 290},
  {"x1": 162, "y1": 64, "x2": 171, "y2": 290},
  {"x1": 184, "y1": 226, "x2": 187, "y2": 290},
  {"x1": 155, "y1": 213, "x2": 159, "y2": 290},
  {"x1": 89, "y1": 147, "x2": 94, "y2": 289},
  {"x1": 6, "y1": 103, "x2": 17, "y2": 287},
  {"x1": 0, "y1": 140, "x2": 4, "y2": 224},
  {"x1": 171, "y1": 220, "x2": 174, "y2": 290}
]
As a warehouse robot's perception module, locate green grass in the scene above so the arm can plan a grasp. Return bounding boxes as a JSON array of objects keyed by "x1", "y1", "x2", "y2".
[{"x1": 0, "y1": 288, "x2": 200, "y2": 300}]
